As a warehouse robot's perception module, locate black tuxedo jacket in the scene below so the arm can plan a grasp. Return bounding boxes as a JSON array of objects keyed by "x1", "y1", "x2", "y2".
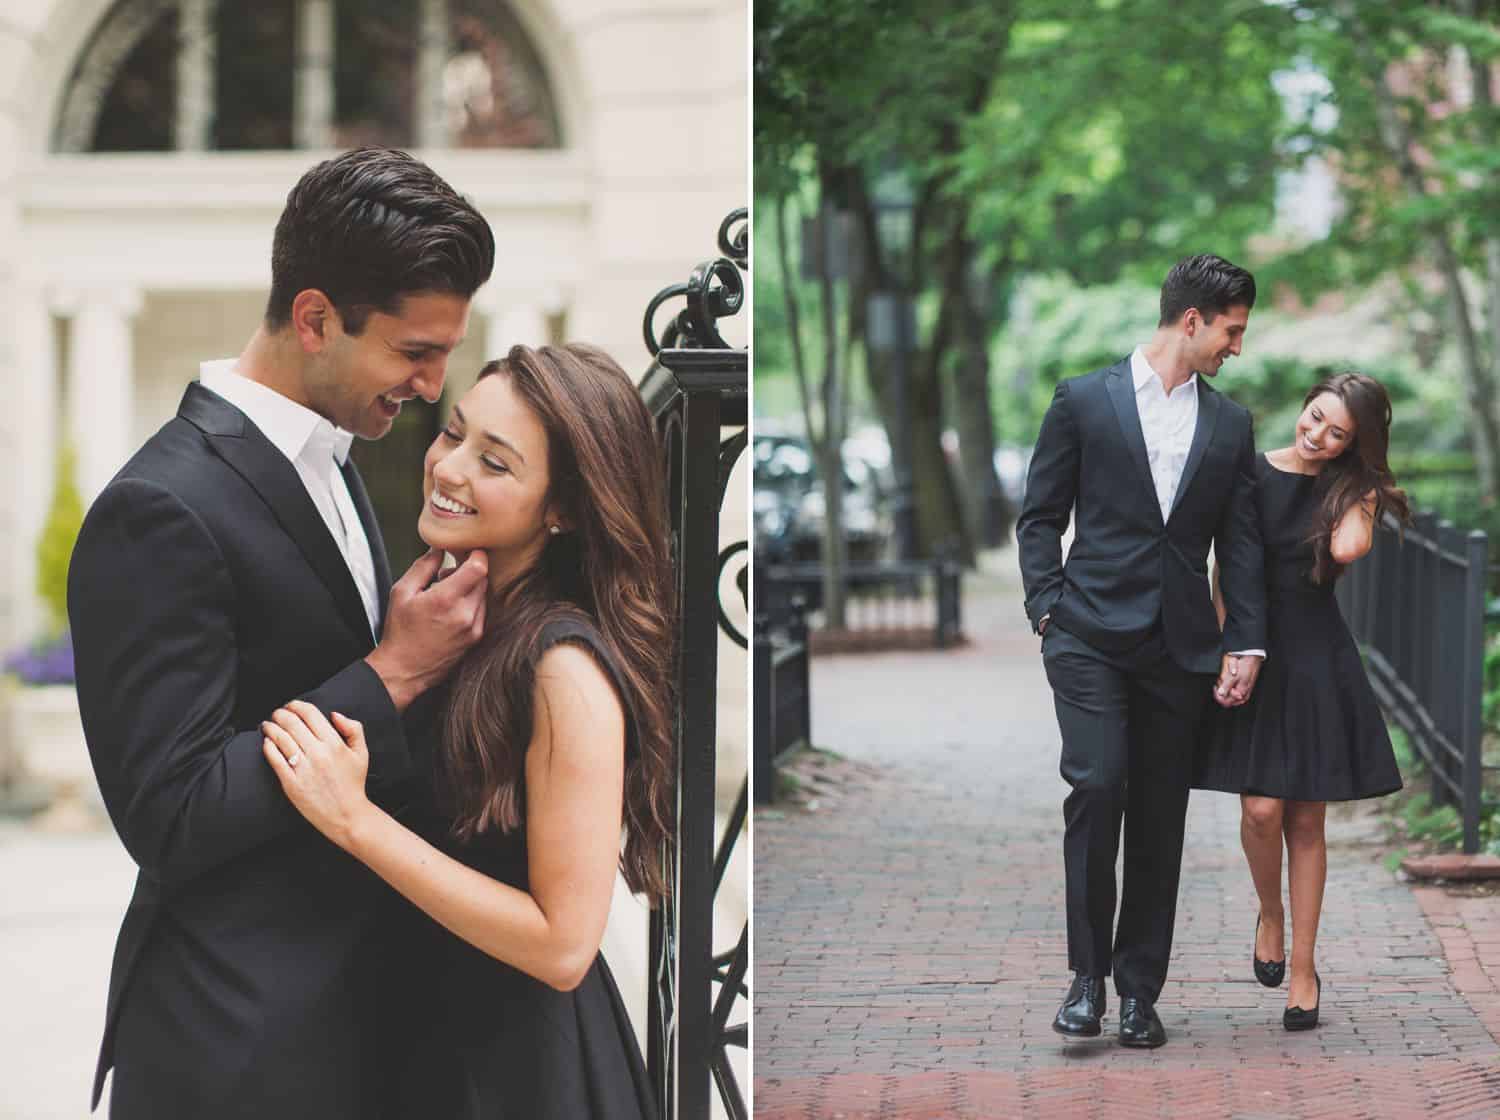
[
  {"x1": 1016, "y1": 358, "x2": 1266, "y2": 674},
  {"x1": 69, "y1": 382, "x2": 418, "y2": 1118}
]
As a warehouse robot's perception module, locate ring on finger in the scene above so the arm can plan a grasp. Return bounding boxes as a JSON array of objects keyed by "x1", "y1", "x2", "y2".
[{"x1": 286, "y1": 750, "x2": 303, "y2": 768}]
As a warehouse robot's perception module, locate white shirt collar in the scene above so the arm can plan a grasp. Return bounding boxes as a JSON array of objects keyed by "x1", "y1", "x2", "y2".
[
  {"x1": 198, "y1": 359, "x2": 354, "y2": 466},
  {"x1": 1130, "y1": 346, "x2": 1197, "y2": 398}
]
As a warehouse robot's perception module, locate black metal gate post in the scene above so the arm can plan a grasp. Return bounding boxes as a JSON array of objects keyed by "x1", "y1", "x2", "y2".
[
  {"x1": 640, "y1": 210, "x2": 749, "y2": 1120},
  {"x1": 753, "y1": 596, "x2": 774, "y2": 805},
  {"x1": 1462, "y1": 529, "x2": 1487, "y2": 853}
]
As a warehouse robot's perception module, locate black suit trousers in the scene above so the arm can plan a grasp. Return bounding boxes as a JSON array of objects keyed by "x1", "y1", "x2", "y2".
[{"x1": 1042, "y1": 623, "x2": 1211, "y2": 1003}]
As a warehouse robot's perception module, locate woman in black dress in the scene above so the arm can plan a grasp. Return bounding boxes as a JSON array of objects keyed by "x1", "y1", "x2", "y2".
[
  {"x1": 260, "y1": 344, "x2": 672, "y2": 1117},
  {"x1": 1196, "y1": 372, "x2": 1409, "y2": 1031}
]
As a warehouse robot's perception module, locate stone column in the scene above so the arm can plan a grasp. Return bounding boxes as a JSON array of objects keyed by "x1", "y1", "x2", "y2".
[
  {"x1": 12, "y1": 288, "x2": 59, "y2": 642},
  {"x1": 61, "y1": 287, "x2": 142, "y2": 504},
  {"x1": 434, "y1": 297, "x2": 556, "y2": 406},
  {"x1": 176, "y1": 0, "x2": 217, "y2": 151},
  {"x1": 485, "y1": 299, "x2": 552, "y2": 355},
  {"x1": 294, "y1": 0, "x2": 335, "y2": 149},
  {"x1": 416, "y1": 0, "x2": 451, "y2": 149}
]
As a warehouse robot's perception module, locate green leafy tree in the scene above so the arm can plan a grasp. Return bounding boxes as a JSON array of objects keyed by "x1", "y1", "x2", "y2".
[
  {"x1": 757, "y1": 0, "x2": 1296, "y2": 560},
  {"x1": 1275, "y1": 0, "x2": 1500, "y2": 502}
]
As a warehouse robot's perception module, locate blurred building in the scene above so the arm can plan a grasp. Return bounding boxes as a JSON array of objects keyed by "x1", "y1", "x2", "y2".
[{"x1": 0, "y1": 0, "x2": 748, "y2": 648}]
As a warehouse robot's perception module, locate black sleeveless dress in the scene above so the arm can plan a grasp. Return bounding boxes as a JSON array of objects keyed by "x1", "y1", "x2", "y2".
[
  {"x1": 397, "y1": 618, "x2": 658, "y2": 1120},
  {"x1": 1193, "y1": 454, "x2": 1402, "y2": 802}
]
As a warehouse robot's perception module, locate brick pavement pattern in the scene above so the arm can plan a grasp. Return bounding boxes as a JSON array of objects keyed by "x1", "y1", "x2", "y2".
[{"x1": 754, "y1": 564, "x2": 1500, "y2": 1118}]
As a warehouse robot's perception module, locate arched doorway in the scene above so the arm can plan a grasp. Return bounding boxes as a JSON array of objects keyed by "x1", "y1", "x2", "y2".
[{"x1": 55, "y1": 0, "x2": 563, "y2": 153}]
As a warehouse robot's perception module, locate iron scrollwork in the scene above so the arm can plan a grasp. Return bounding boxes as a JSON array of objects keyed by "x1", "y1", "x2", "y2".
[
  {"x1": 642, "y1": 209, "x2": 749, "y2": 1120},
  {"x1": 643, "y1": 207, "x2": 748, "y2": 356}
]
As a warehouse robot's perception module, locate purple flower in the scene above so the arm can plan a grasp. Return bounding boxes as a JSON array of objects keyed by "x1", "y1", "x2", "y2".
[{"x1": 4, "y1": 632, "x2": 75, "y2": 686}]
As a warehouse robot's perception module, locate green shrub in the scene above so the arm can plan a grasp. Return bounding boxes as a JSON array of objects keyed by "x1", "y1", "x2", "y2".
[
  {"x1": 36, "y1": 445, "x2": 84, "y2": 634},
  {"x1": 1485, "y1": 631, "x2": 1500, "y2": 736},
  {"x1": 1402, "y1": 792, "x2": 1464, "y2": 849},
  {"x1": 1390, "y1": 724, "x2": 1414, "y2": 772}
]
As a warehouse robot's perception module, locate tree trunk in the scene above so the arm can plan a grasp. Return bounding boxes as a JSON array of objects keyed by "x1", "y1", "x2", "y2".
[
  {"x1": 908, "y1": 209, "x2": 992, "y2": 563},
  {"x1": 773, "y1": 186, "x2": 849, "y2": 625},
  {"x1": 1431, "y1": 241, "x2": 1500, "y2": 501},
  {"x1": 1459, "y1": 3, "x2": 1500, "y2": 502},
  {"x1": 1347, "y1": 2, "x2": 1500, "y2": 500},
  {"x1": 815, "y1": 444, "x2": 848, "y2": 629},
  {"x1": 951, "y1": 243, "x2": 1012, "y2": 550},
  {"x1": 815, "y1": 189, "x2": 849, "y2": 626}
]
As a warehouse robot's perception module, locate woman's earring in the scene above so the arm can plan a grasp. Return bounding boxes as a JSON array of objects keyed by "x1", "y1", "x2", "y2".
[{"x1": 548, "y1": 524, "x2": 561, "y2": 536}]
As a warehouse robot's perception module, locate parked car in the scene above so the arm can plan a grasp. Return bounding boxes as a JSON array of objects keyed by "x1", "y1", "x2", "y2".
[
  {"x1": 993, "y1": 445, "x2": 1032, "y2": 506},
  {"x1": 752, "y1": 429, "x2": 891, "y2": 567}
]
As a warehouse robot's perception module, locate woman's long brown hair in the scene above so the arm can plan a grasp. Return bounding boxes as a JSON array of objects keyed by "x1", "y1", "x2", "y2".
[
  {"x1": 436, "y1": 344, "x2": 675, "y2": 900},
  {"x1": 1303, "y1": 372, "x2": 1411, "y2": 585}
]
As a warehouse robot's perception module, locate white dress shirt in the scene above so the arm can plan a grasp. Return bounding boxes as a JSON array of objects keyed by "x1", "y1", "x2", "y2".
[
  {"x1": 199, "y1": 360, "x2": 382, "y2": 639},
  {"x1": 1129, "y1": 347, "x2": 1263, "y2": 661},
  {"x1": 1130, "y1": 346, "x2": 1199, "y2": 523}
]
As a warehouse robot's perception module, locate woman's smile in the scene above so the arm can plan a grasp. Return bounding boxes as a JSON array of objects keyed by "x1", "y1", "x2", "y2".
[{"x1": 430, "y1": 490, "x2": 477, "y2": 517}]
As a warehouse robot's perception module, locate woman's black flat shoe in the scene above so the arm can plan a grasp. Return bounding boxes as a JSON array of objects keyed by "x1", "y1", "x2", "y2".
[
  {"x1": 1283, "y1": 972, "x2": 1321, "y2": 1031},
  {"x1": 1254, "y1": 915, "x2": 1285, "y2": 988}
]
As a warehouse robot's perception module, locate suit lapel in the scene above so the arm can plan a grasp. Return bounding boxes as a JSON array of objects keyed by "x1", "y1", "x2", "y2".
[
  {"x1": 1169, "y1": 378, "x2": 1221, "y2": 521},
  {"x1": 341, "y1": 458, "x2": 392, "y2": 637},
  {"x1": 179, "y1": 383, "x2": 375, "y2": 646},
  {"x1": 1104, "y1": 361, "x2": 1162, "y2": 524}
]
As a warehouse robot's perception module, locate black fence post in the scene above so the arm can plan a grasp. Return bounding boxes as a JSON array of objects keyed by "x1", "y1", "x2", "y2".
[
  {"x1": 1414, "y1": 513, "x2": 1436, "y2": 760},
  {"x1": 1434, "y1": 523, "x2": 1456, "y2": 807},
  {"x1": 793, "y1": 598, "x2": 812, "y2": 747},
  {"x1": 640, "y1": 209, "x2": 748, "y2": 1120},
  {"x1": 1376, "y1": 514, "x2": 1396, "y2": 655},
  {"x1": 787, "y1": 595, "x2": 809, "y2": 652},
  {"x1": 933, "y1": 543, "x2": 962, "y2": 648},
  {"x1": 1462, "y1": 529, "x2": 1488, "y2": 854},
  {"x1": 753, "y1": 604, "x2": 774, "y2": 806}
]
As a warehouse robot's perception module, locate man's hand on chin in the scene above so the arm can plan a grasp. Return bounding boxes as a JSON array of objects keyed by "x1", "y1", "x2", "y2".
[{"x1": 367, "y1": 548, "x2": 488, "y2": 710}]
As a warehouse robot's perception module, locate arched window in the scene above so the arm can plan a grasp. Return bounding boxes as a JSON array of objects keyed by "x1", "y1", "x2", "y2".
[{"x1": 55, "y1": 0, "x2": 562, "y2": 153}]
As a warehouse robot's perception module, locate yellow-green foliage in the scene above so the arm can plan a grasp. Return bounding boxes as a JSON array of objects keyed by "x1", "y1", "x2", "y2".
[{"x1": 36, "y1": 445, "x2": 84, "y2": 632}]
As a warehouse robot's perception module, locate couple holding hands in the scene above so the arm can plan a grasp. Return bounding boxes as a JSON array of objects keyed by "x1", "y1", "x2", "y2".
[
  {"x1": 71, "y1": 147, "x2": 667, "y2": 1118},
  {"x1": 1019, "y1": 254, "x2": 1408, "y2": 1048}
]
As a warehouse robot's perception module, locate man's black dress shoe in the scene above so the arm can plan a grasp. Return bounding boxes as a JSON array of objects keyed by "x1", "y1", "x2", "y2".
[
  {"x1": 1253, "y1": 914, "x2": 1286, "y2": 988},
  {"x1": 1283, "y1": 972, "x2": 1321, "y2": 1031},
  {"x1": 1117, "y1": 997, "x2": 1167, "y2": 1048},
  {"x1": 1051, "y1": 974, "x2": 1105, "y2": 1037}
]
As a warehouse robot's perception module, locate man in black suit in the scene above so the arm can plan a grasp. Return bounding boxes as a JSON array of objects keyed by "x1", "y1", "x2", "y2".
[
  {"x1": 68, "y1": 148, "x2": 496, "y2": 1117},
  {"x1": 1017, "y1": 254, "x2": 1267, "y2": 1048}
]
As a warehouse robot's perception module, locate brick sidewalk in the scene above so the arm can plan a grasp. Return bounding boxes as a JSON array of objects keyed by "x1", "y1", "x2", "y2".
[{"x1": 753, "y1": 561, "x2": 1500, "y2": 1118}]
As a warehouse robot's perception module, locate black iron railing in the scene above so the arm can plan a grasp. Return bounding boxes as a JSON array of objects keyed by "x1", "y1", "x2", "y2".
[
  {"x1": 752, "y1": 579, "x2": 812, "y2": 805},
  {"x1": 641, "y1": 209, "x2": 748, "y2": 1120},
  {"x1": 760, "y1": 550, "x2": 963, "y2": 650},
  {"x1": 1336, "y1": 510, "x2": 1489, "y2": 852}
]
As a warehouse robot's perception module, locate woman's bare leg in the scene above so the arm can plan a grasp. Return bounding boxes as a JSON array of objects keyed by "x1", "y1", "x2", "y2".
[
  {"x1": 1283, "y1": 799, "x2": 1327, "y2": 1009},
  {"x1": 1241, "y1": 795, "x2": 1286, "y2": 962}
]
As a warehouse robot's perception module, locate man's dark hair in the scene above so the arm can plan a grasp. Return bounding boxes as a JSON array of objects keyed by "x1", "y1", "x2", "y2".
[
  {"x1": 265, "y1": 147, "x2": 496, "y2": 334},
  {"x1": 1158, "y1": 253, "x2": 1256, "y2": 326}
]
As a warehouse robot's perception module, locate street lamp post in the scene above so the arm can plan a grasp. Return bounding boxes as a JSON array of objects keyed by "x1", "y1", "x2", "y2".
[{"x1": 866, "y1": 165, "x2": 919, "y2": 562}]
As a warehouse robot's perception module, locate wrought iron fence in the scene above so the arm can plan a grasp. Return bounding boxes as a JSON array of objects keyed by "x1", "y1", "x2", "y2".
[
  {"x1": 1336, "y1": 510, "x2": 1490, "y2": 852},
  {"x1": 640, "y1": 208, "x2": 748, "y2": 1120},
  {"x1": 760, "y1": 550, "x2": 963, "y2": 650},
  {"x1": 752, "y1": 577, "x2": 811, "y2": 805}
]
